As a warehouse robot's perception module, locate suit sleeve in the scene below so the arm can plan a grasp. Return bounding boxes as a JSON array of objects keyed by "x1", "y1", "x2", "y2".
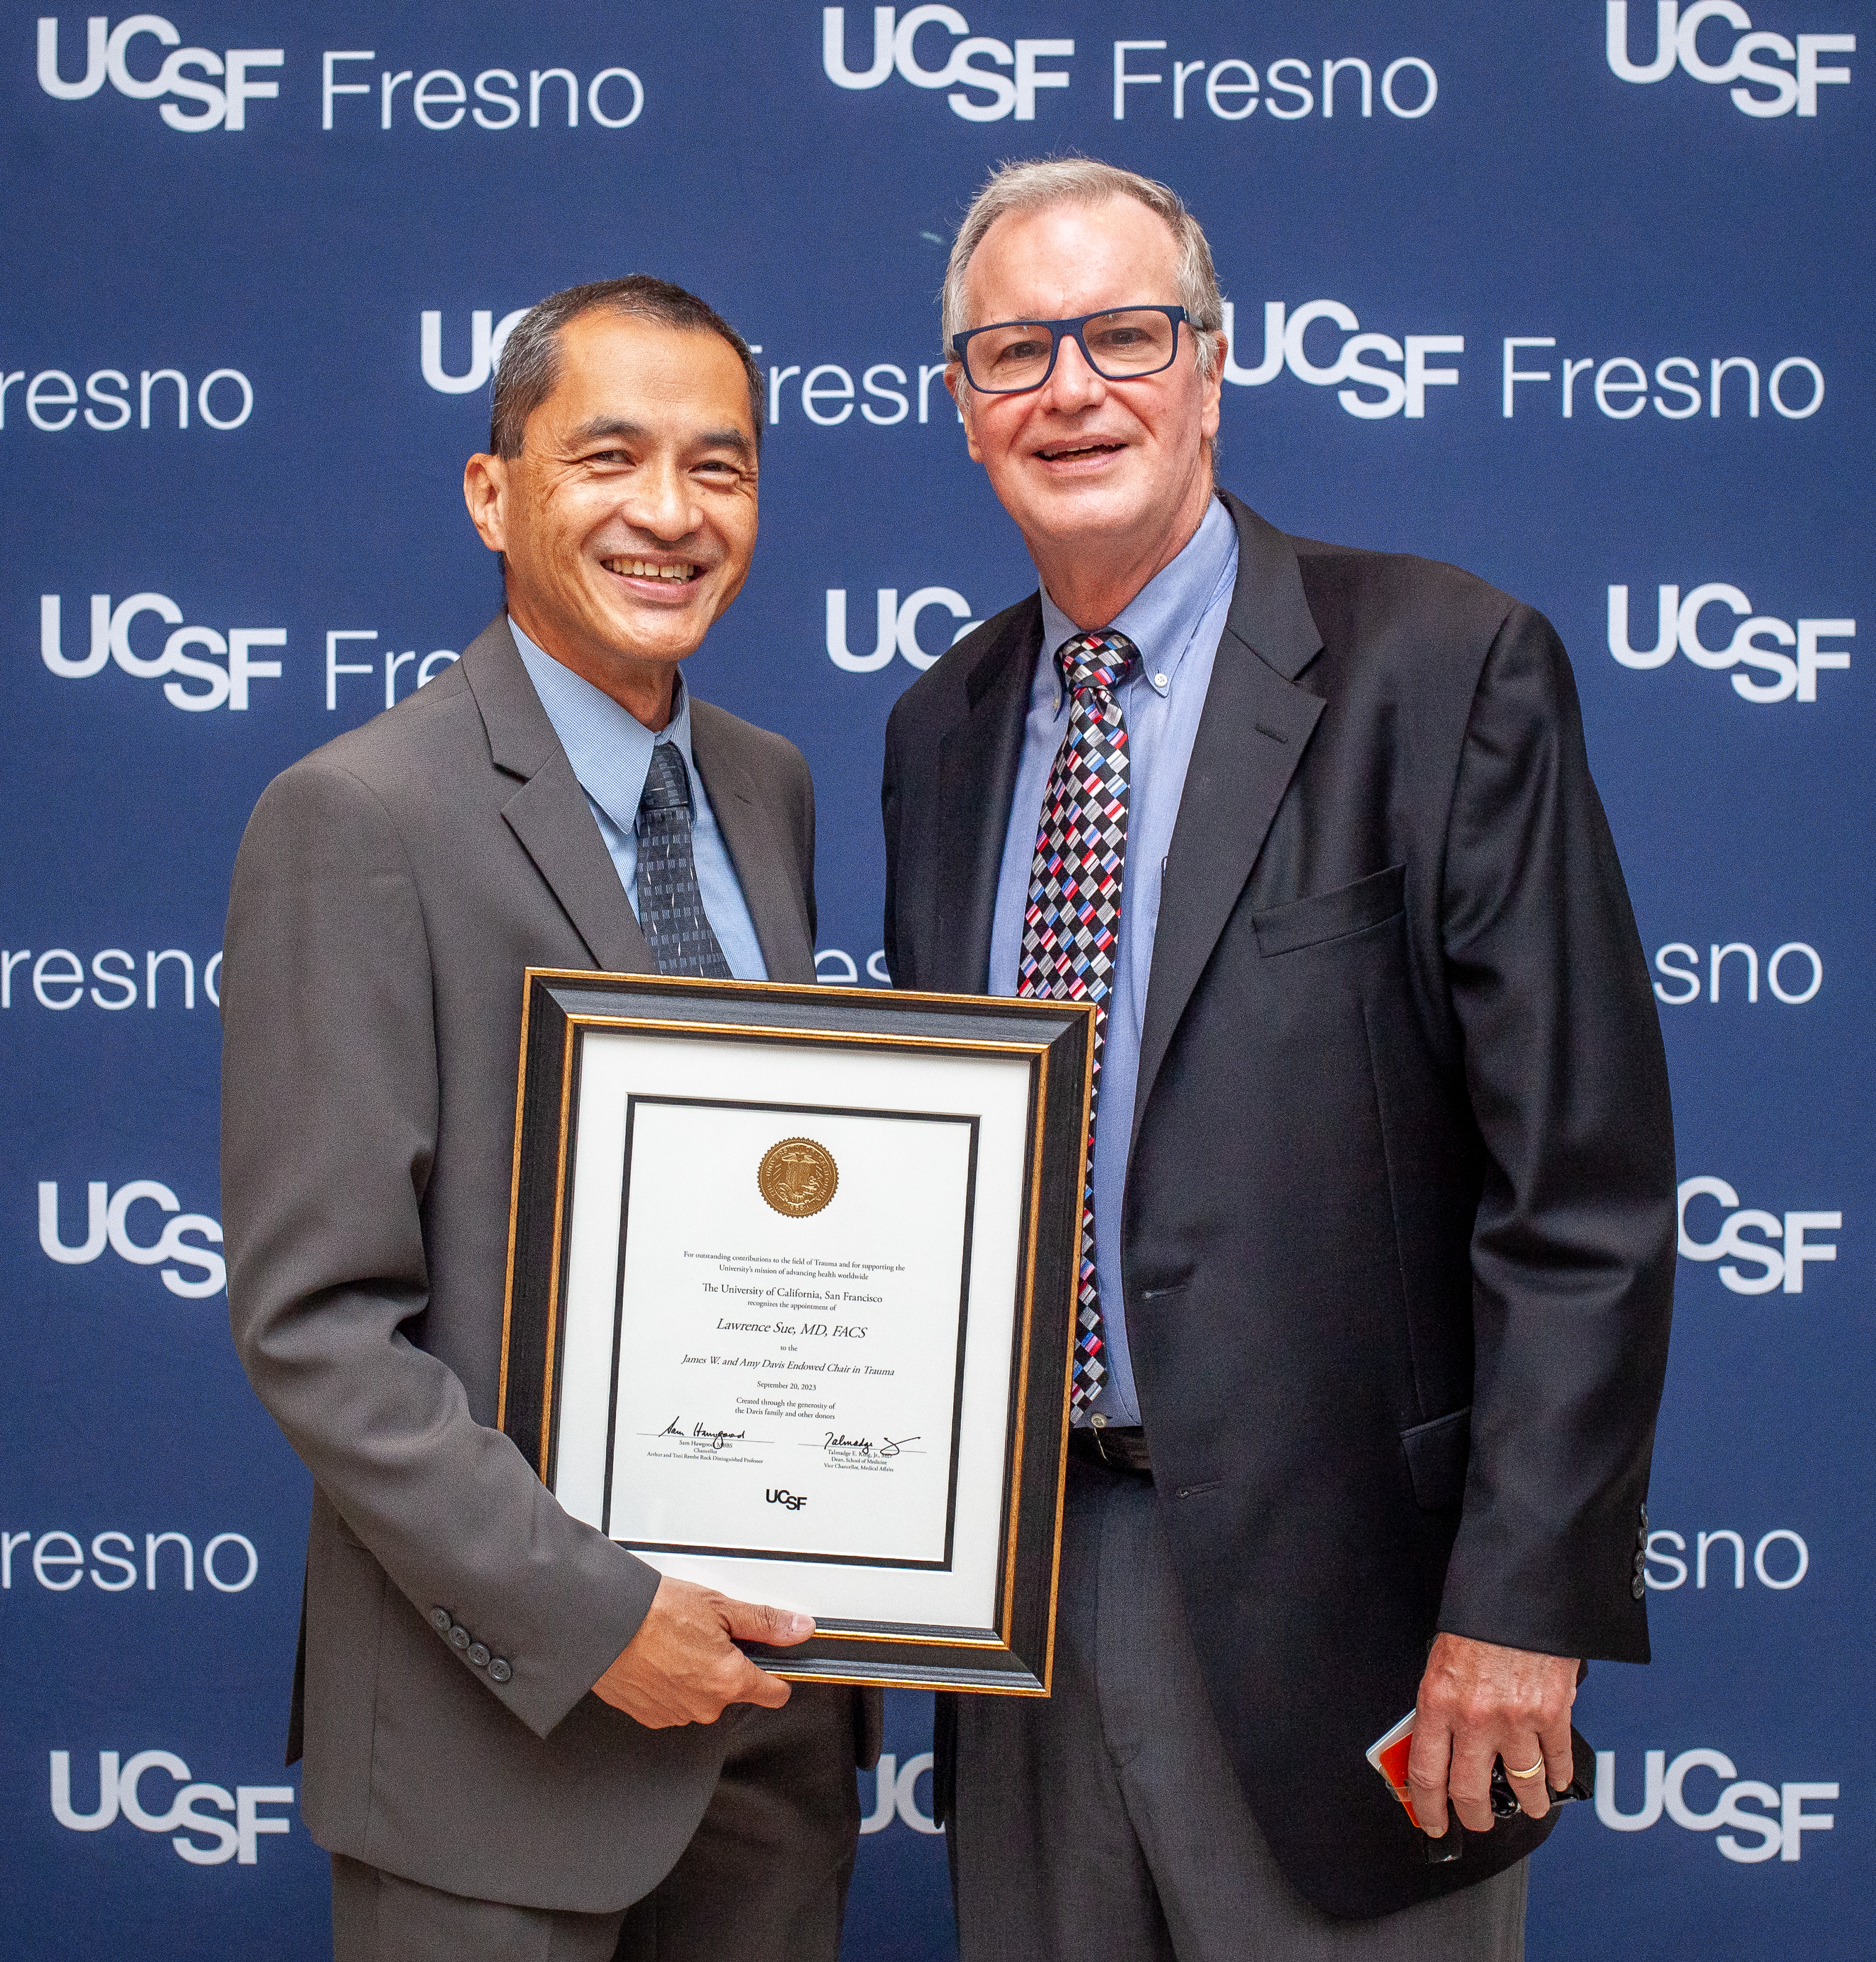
[
  {"x1": 1434, "y1": 604, "x2": 1676, "y2": 1662},
  {"x1": 220, "y1": 758, "x2": 660, "y2": 1740}
]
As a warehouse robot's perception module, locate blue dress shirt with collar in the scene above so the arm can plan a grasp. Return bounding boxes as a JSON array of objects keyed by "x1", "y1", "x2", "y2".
[
  {"x1": 509, "y1": 619, "x2": 769, "y2": 982},
  {"x1": 988, "y1": 495, "x2": 1239, "y2": 1425}
]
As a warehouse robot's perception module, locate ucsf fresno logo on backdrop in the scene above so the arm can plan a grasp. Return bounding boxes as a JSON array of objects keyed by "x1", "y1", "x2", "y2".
[
  {"x1": 421, "y1": 302, "x2": 1826, "y2": 436},
  {"x1": 2, "y1": 360, "x2": 252, "y2": 435},
  {"x1": 823, "y1": 6, "x2": 1071, "y2": 120},
  {"x1": 35, "y1": 15, "x2": 281, "y2": 129},
  {"x1": 37, "y1": 593, "x2": 461, "y2": 717},
  {"x1": 1607, "y1": 2, "x2": 1853, "y2": 115},
  {"x1": 1651, "y1": 936, "x2": 1821, "y2": 1007},
  {"x1": 39, "y1": 1176, "x2": 224, "y2": 1297},
  {"x1": 1595, "y1": 1746, "x2": 1835, "y2": 1862},
  {"x1": 859, "y1": 1751, "x2": 940, "y2": 1835},
  {"x1": 1608, "y1": 583, "x2": 1852, "y2": 703},
  {"x1": 1676, "y1": 1176, "x2": 1839, "y2": 1295},
  {"x1": 34, "y1": 17, "x2": 646, "y2": 133},
  {"x1": 827, "y1": 586, "x2": 981, "y2": 671},
  {"x1": 822, "y1": 8, "x2": 1439, "y2": 123},
  {"x1": 50, "y1": 1751, "x2": 292, "y2": 1866},
  {"x1": 40, "y1": 593, "x2": 281, "y2": 711}
]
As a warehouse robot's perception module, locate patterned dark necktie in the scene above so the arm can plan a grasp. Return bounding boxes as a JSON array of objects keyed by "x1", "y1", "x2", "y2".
[
  {"x1": 1017, "y1": 629, "x2": 1140, "y2": 1416},
  {"x1": 635, "y1": 742, "x2": 732, "y2": 979}
]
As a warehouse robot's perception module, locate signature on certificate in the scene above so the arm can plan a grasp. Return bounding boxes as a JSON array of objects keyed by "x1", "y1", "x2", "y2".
[
  {"x1": 822, "y1": 1431, "x2": 920, "y2": 1460},
  {"x1": 656, "y1": 1416, "x2": 748, "y2": 1453}
]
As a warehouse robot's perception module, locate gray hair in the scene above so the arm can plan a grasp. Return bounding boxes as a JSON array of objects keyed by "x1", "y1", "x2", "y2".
[
  {"x1": 488, "y1": 275, "x2": 763, "y2": 460},
  {"x1": 940, "y1": 157, "x2": 1224, "y2": 386}
]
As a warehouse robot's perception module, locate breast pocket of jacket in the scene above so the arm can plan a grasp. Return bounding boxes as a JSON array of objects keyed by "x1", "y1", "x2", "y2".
[{"x1": 1251, "y1": 863, "x2": 1407, "y2": 959}]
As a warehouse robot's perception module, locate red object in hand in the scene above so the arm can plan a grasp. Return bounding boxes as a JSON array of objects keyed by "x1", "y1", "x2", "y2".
[{"x1": 1366, "y1": 1711, "x2": 1424, "y2": 1831}]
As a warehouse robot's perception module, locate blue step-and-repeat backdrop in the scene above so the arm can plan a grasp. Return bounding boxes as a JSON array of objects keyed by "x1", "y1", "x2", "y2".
[{"x1": 2, "y1": 3, "x2": 1868, "y2": 1956}]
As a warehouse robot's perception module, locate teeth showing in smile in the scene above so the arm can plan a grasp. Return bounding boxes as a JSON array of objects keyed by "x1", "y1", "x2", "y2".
[
  {"x1": 604, "y1": 558, "x2": 701, "y2": 581},
  {"x1": 1039, "y1": 443, "x2": 1122, "y2": 462}
]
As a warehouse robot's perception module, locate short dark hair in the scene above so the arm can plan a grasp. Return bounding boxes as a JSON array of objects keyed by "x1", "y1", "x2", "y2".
[{"x1": 488, "y1": 275, "x2": 764, "y2": 460}]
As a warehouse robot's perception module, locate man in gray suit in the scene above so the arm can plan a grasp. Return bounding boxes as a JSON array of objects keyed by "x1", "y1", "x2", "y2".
[{"x1": 221, "y1": 276, "x2": 873, "y2": 1961}]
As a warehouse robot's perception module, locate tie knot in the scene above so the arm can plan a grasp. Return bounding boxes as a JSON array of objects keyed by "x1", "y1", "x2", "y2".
[
  {"x1": 1056, "y1": 629, "x2": 1139, "y2": 696},
  {"x1": 638, "y1": 741, "x2": 692, "y2": 818}
]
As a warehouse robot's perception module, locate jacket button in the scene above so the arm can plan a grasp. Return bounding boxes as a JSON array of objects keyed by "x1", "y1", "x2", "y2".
[
  {"x1": 1631, "y1": 1575, "x2": 1646, "y2": 1599},
  {"x1": 468, "y1": 1643, "x2": 491, "y2": 1669},
  {"x1": 449, "y1": 1624, "x2": 471, "y2": 1651},
  {"x1": 489, "y1": 1658, "x2": 513, "y2": 1684},
  {"x1": 430, "y1": 1607, "x2": 453, "y2": 1635},
  {"x1": 1640, "y1": 1503, "x2": 1649, "y2": 1530}
]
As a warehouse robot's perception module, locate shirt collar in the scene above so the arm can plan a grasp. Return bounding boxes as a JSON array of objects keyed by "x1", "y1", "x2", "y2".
[
  {"x1": 508, "y1": 616, "x2": 695, "y2": 836},
  {"x1": 1037, "y1": 493, "x2": 1238, "y2": 710}
]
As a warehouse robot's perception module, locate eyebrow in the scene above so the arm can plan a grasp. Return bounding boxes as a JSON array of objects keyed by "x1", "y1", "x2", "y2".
[{"x1": 568, "y1": 416, "x2": 753, "y2": 456}]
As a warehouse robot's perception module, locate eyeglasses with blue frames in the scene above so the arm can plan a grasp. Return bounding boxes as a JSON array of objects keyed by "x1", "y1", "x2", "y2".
[{"x1": 950, "y1": 306, "x2": 1191, "y2": 395}]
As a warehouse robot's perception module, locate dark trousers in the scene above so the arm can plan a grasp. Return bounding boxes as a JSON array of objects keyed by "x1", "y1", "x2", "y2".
[
  {"x1": 950, "y1": 1459, "x2": 1527, "y2": 1962},
  {"x1": 331, "y1": 1684, "x2": 862, "y2": 1962}
]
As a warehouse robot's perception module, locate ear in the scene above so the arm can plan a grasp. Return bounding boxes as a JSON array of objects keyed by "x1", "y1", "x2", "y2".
[
  {"x1": 945, "y1": 365, "x2": 984, "y2": 464},
  {"x1": 1197, "y1": 337, "x2": 1223, "y2": 443},
  {"x1": 463, "y1": 452, "x2": 510, "y2": 555}
]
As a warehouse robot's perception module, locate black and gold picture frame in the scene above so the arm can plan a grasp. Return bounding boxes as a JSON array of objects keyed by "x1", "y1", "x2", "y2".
[{"x1": 498, "y1": 970, "x2": 1094, "y2": 1694}]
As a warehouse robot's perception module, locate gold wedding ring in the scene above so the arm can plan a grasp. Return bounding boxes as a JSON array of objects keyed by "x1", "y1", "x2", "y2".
[{"x1": 1507, "y1": 1757, "x2": 1546, "y2": 1782}]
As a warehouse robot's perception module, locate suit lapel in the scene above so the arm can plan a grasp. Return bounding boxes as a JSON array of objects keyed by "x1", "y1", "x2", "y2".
[
  {"x1": 930, "y1": 598, "x2": 1042, "y2": 992},
  {"x1": 1129, "y1": 496, "x2": 1326, "y2": 1155},
  {"x1": 462, "y1": 616, "x2": 653, "y2": 975},
  {"x1": 689, "y1": 706, "x2": 816, "y2": 985}
]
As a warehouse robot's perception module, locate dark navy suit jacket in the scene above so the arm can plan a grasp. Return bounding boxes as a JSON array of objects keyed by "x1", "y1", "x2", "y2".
[{"x1": 881, "y1": 492, "x2": 1676, "y2": 1918}]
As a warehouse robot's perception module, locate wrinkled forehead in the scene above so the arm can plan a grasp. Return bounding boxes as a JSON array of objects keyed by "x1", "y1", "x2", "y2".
[{"x1": 963, "y1": 196, "x2": 1183, "y2": 324}]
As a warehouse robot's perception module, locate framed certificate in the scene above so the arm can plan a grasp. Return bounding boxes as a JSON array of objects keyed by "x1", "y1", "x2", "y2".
[{"x1": 498, "y1": 971, "x2": 1094, "y2": 1694}]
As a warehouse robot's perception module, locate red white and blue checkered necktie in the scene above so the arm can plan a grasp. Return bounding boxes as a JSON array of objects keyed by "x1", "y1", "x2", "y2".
[{"x1": 1017, "y1": 629, "x2": 1139, "y2": 1416}]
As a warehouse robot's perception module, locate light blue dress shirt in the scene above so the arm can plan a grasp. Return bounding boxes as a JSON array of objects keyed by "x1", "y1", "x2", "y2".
[
  {"x1": 988, "y1": 497, "x2": 1239, "y2": 1425},
  {"x1": 509, "y1": 621, "x2": 768, "y2": 982}
]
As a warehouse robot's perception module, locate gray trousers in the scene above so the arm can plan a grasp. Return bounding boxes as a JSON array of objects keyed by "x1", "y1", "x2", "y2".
[
  {"x1": 331, "y1": 1684, "x2": 862, "y2": 1962},
  {"x1": 951, "y1": 1460, "x2": 1527, "y2": 1962}
]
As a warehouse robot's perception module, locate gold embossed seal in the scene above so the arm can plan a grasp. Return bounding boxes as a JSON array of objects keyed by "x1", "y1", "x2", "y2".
[{"x1": 757, "y1": 1137, "x2": 838, "y2": 1218}]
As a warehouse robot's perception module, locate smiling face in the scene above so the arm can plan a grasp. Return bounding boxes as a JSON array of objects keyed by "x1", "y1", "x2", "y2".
[
  {"x1": 463, "y1": 309, "x2": 759, "y2": 727},
  {"x1": 949, "y1": 196, "x2": 1222, "y2": 625}
]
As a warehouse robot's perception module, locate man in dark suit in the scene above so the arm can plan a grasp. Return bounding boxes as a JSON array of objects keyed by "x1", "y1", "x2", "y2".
[
  {"x1": 882, "y1": 162, "x2": 1676, "y2": 1959},
  {"x1": 222, "y1": 278, "x2": 874, "y2": 1961}
]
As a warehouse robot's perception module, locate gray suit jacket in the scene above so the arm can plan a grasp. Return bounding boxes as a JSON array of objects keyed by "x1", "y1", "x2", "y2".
[{"x1": 221, "y1": 615, "x2": 845, "y2": 1911}]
